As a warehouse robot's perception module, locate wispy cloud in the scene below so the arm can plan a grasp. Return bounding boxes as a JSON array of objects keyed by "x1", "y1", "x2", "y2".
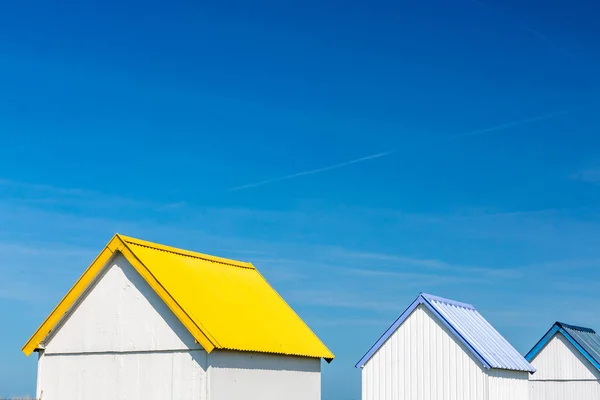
[
  {"x1": 311, "y1": 317, "x2": 391, "y2": 327},
  {"x1": 0, "y1": 242, "x2": 94, "y2": 257},
  {"x1": 333, "y1": 250, "x2": 450, "y2": 269},
  {"x1": 156, "y1": 201, "x2": 187, "y2": 211},
  {"x1": 229, "y1": 109, "x2": 569, "y2": 191},
  {"x1": 437, "y1": 207, "x2": 582, "y2": 221},
  {"x1": 0, "y1": 177, "x2": 186, "y2": 212},
  {"x1": 341, "y1": 267, "x2": 492, "y2": 285},
  {"x1": 287, "y1": 289, "x2": 402, "y2": 311},
  {"x1": 228, "y1": 151, "x2": 393, "y2": 191},
  {"x1": 446, "y1": 109, "x2": 570, "y2": 141},
  {"x1": 214, "y1": 249, "x2": 272, "y2": 256},
  {"x1": 0, "y1": 281, "x2": 59, "y2": 302},
  {"x1": 0, "y1": 178, "x2": 95, "y2": 196},
  {"x1": 331, "y1": 249, "x2": 522, "y2": 279},
  {"x1": 571, "y1": 168, "x2": 600, "y2": 184}
]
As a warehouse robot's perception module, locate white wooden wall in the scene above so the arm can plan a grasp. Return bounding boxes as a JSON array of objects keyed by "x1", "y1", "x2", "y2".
[
  {"x1": 37, "y1": 253, "x2": 321, "y2": 400},
  {"x1": 362, "y1": 304, "x2": 488, "y2": 400},
  {"x1": 209, "y1": 351, "x2": 321, "y2": 400},
  {"x1": 488, "y1": 368, "x2": 529, "y2": 400},
  {"x1": 529, "y1": 333, "x2": 600, "y2": 400},
  {"x1": 38, "y1": 253, "x2": 207, "y2": 400},
  {"x1": 38, "y1": 350, "x2": 208, "y2": 399},
  {"x1": 361, "y1": 304, "x2": 529, "y2": 400},
  {"x1": 43, "y1": 253, "x2": 202, "y2": 354}
]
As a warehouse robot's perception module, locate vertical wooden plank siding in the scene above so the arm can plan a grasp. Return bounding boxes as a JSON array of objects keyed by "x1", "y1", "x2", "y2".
[
  {"x1": 362, "y1": 305, "x2": 489, "y2": 400},
  {"x1": 529, "y1": 333, "x2": 600, "y2": 400}
]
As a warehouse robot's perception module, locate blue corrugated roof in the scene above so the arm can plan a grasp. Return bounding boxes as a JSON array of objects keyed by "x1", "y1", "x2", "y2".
[
  {"x1": 355, "y1": 293, "x2": 536, "y2": 373},
  {"x1": 525, "y1": 322, "x2": 600, "y2": 371}
]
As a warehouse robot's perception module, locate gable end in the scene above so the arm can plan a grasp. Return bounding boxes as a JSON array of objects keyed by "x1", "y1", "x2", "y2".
[{"x1": 355, "y1": 294, "x2": 491, "y2": 369}]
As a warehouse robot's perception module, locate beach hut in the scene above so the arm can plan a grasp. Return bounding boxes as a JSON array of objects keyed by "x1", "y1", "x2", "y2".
[
  {"x1": 22, "y1": 234, "x2": 333, "y2": 400},
  {"x1": 356, "y1": 293, "x2": 535, "y2": 400},
  {"x1": 525, "y1": 321, "x2": 600, "y2": 400}
]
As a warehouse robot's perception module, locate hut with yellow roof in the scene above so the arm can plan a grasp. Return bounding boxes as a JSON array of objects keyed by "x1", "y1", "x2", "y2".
[{"x1": 23, "y1": 234, "x2": 333, "y2": 400}]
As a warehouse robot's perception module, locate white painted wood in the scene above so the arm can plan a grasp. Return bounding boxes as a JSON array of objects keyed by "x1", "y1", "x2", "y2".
[
  {"x1": 38, "y1": 350, "x2": 207, "y2": 400},
  {"x1": 529, "y1": 333, "x2": 600, "y2": 381},
  {"x1": 44, "y1": 253, "x2": 201, "y2": 353},
  {"x1": 361, "y1": 304, "x2": 529, "y2": 400},
  {"x1": 36, "y1": 350, "x2": 44, "y2": 400},
  {"x1": 530, "y1": 380, "x2": 600, "y2": 400},
  {"x1": 209, "y1": 351, "x2": 321, "y2": 400},
  {"x1": 528, "y1": 332, "x2": 600, "y2": 400},
  {"x1": 36, "y1": 252, "x2": 323, "y2": 400},
  {"x1": 362, "y1": 304, "x2": 489, "y2": 400},
  {"x1": 488, "y1": 369, "x2": 529, "y2": 400}
]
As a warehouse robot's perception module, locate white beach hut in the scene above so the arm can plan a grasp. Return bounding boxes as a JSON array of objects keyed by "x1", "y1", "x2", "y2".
[
  {"x1": 525, "y1": 321, "x2": 600, "y2": 400},
  {"x1": 22, "y1": 234, "x2": 333, "y2": 400},
  {"x1": 356, "y1": 293, "x2": 535, "y2": 400}
]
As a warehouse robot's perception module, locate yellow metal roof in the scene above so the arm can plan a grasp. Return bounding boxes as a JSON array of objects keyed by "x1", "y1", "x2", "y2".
[{"x1": 22, "y1": 234, "x2": 334, "y2": 361}]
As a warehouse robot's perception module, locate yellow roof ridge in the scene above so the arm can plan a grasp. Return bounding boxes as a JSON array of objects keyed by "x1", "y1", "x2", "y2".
[{"x1": 117, "y1": 234, "x2": 255, "y2": 270}]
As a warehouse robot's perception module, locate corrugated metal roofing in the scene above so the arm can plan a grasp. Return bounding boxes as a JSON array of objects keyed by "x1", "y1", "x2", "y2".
[
  {"x1": 562, "y1": 323, "x2": 600, "y2": 367},
  {"x1": 356, "y1": 293, "x2": 535, "y2": 373},
  {"x1": 22, "y1": 234, "x2": 334, "y2": 361},
  {"x1": 526, "y1": 321, "x2": 600, "y2": 371},
  {"x1": 423, "y1": 293, "x2": 535, "y2": 372}
]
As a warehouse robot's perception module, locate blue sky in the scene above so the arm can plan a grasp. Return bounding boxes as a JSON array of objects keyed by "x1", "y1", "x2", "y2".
[{"x1": 1, "y1": 0, "x2": 599, "y2": 398}]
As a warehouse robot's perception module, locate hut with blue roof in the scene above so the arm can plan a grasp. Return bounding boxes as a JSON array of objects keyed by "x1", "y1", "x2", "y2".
[
  {"x1": 525, "y1": 321, "x2": 600, "y2": 400},
  {"x1": 356, "y1": 293, "x2": 535, "y2": 400}
]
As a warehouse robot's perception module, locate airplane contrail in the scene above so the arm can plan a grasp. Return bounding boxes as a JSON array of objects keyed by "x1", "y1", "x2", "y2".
[
  {"x1": 228, "y1": 109, "x2": 569, "y2": 191},
  {"x1": 228, "y1": 151, "x2": 394, "y2": 191},
  {"x1": 446, "y1": 109, "x2": 570, "y2": 141}
]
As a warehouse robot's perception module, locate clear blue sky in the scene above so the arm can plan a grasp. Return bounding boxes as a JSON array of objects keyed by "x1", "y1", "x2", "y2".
[{"x1": 1, "y1": 0, "x2": 599, "y2": 398}]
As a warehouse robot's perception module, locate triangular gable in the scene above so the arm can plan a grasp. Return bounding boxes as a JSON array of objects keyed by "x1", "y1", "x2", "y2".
[
  {"x1": 525, "y1": 322, "x2": 600, "y2": 372},
  {"x1": 23, "y1": 234, "x2": 215, "y2": 355},
  {"x1": 355, "y1": 293, "x2": 490, "y2": 369},
  {"x1": 43, "y1": 253, "x2": 201, "y2": 353},
  {"x1": 22, "y1": 234, "x2": 334, "y2": 361},
  {"x1": 356, "y1": 293, "x2": 535, "y2": 373}
]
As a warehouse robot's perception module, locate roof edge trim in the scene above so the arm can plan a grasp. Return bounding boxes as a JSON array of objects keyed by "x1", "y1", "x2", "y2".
[
  {"x1": 355, "y1": 295, "x2": 422, "y2": 368},
  {"x1": 22, "y1": 235, "x2": 121, "y2": 355},
  {"x1": 119, "y1": 235, "x2": 254, "y2": 269},
  {"x1": 557, "y1": 321, "x2": 596, "y2": 334},
  {"x1": 420, "y1": 293, "x2": 476, "y2": 310}
]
